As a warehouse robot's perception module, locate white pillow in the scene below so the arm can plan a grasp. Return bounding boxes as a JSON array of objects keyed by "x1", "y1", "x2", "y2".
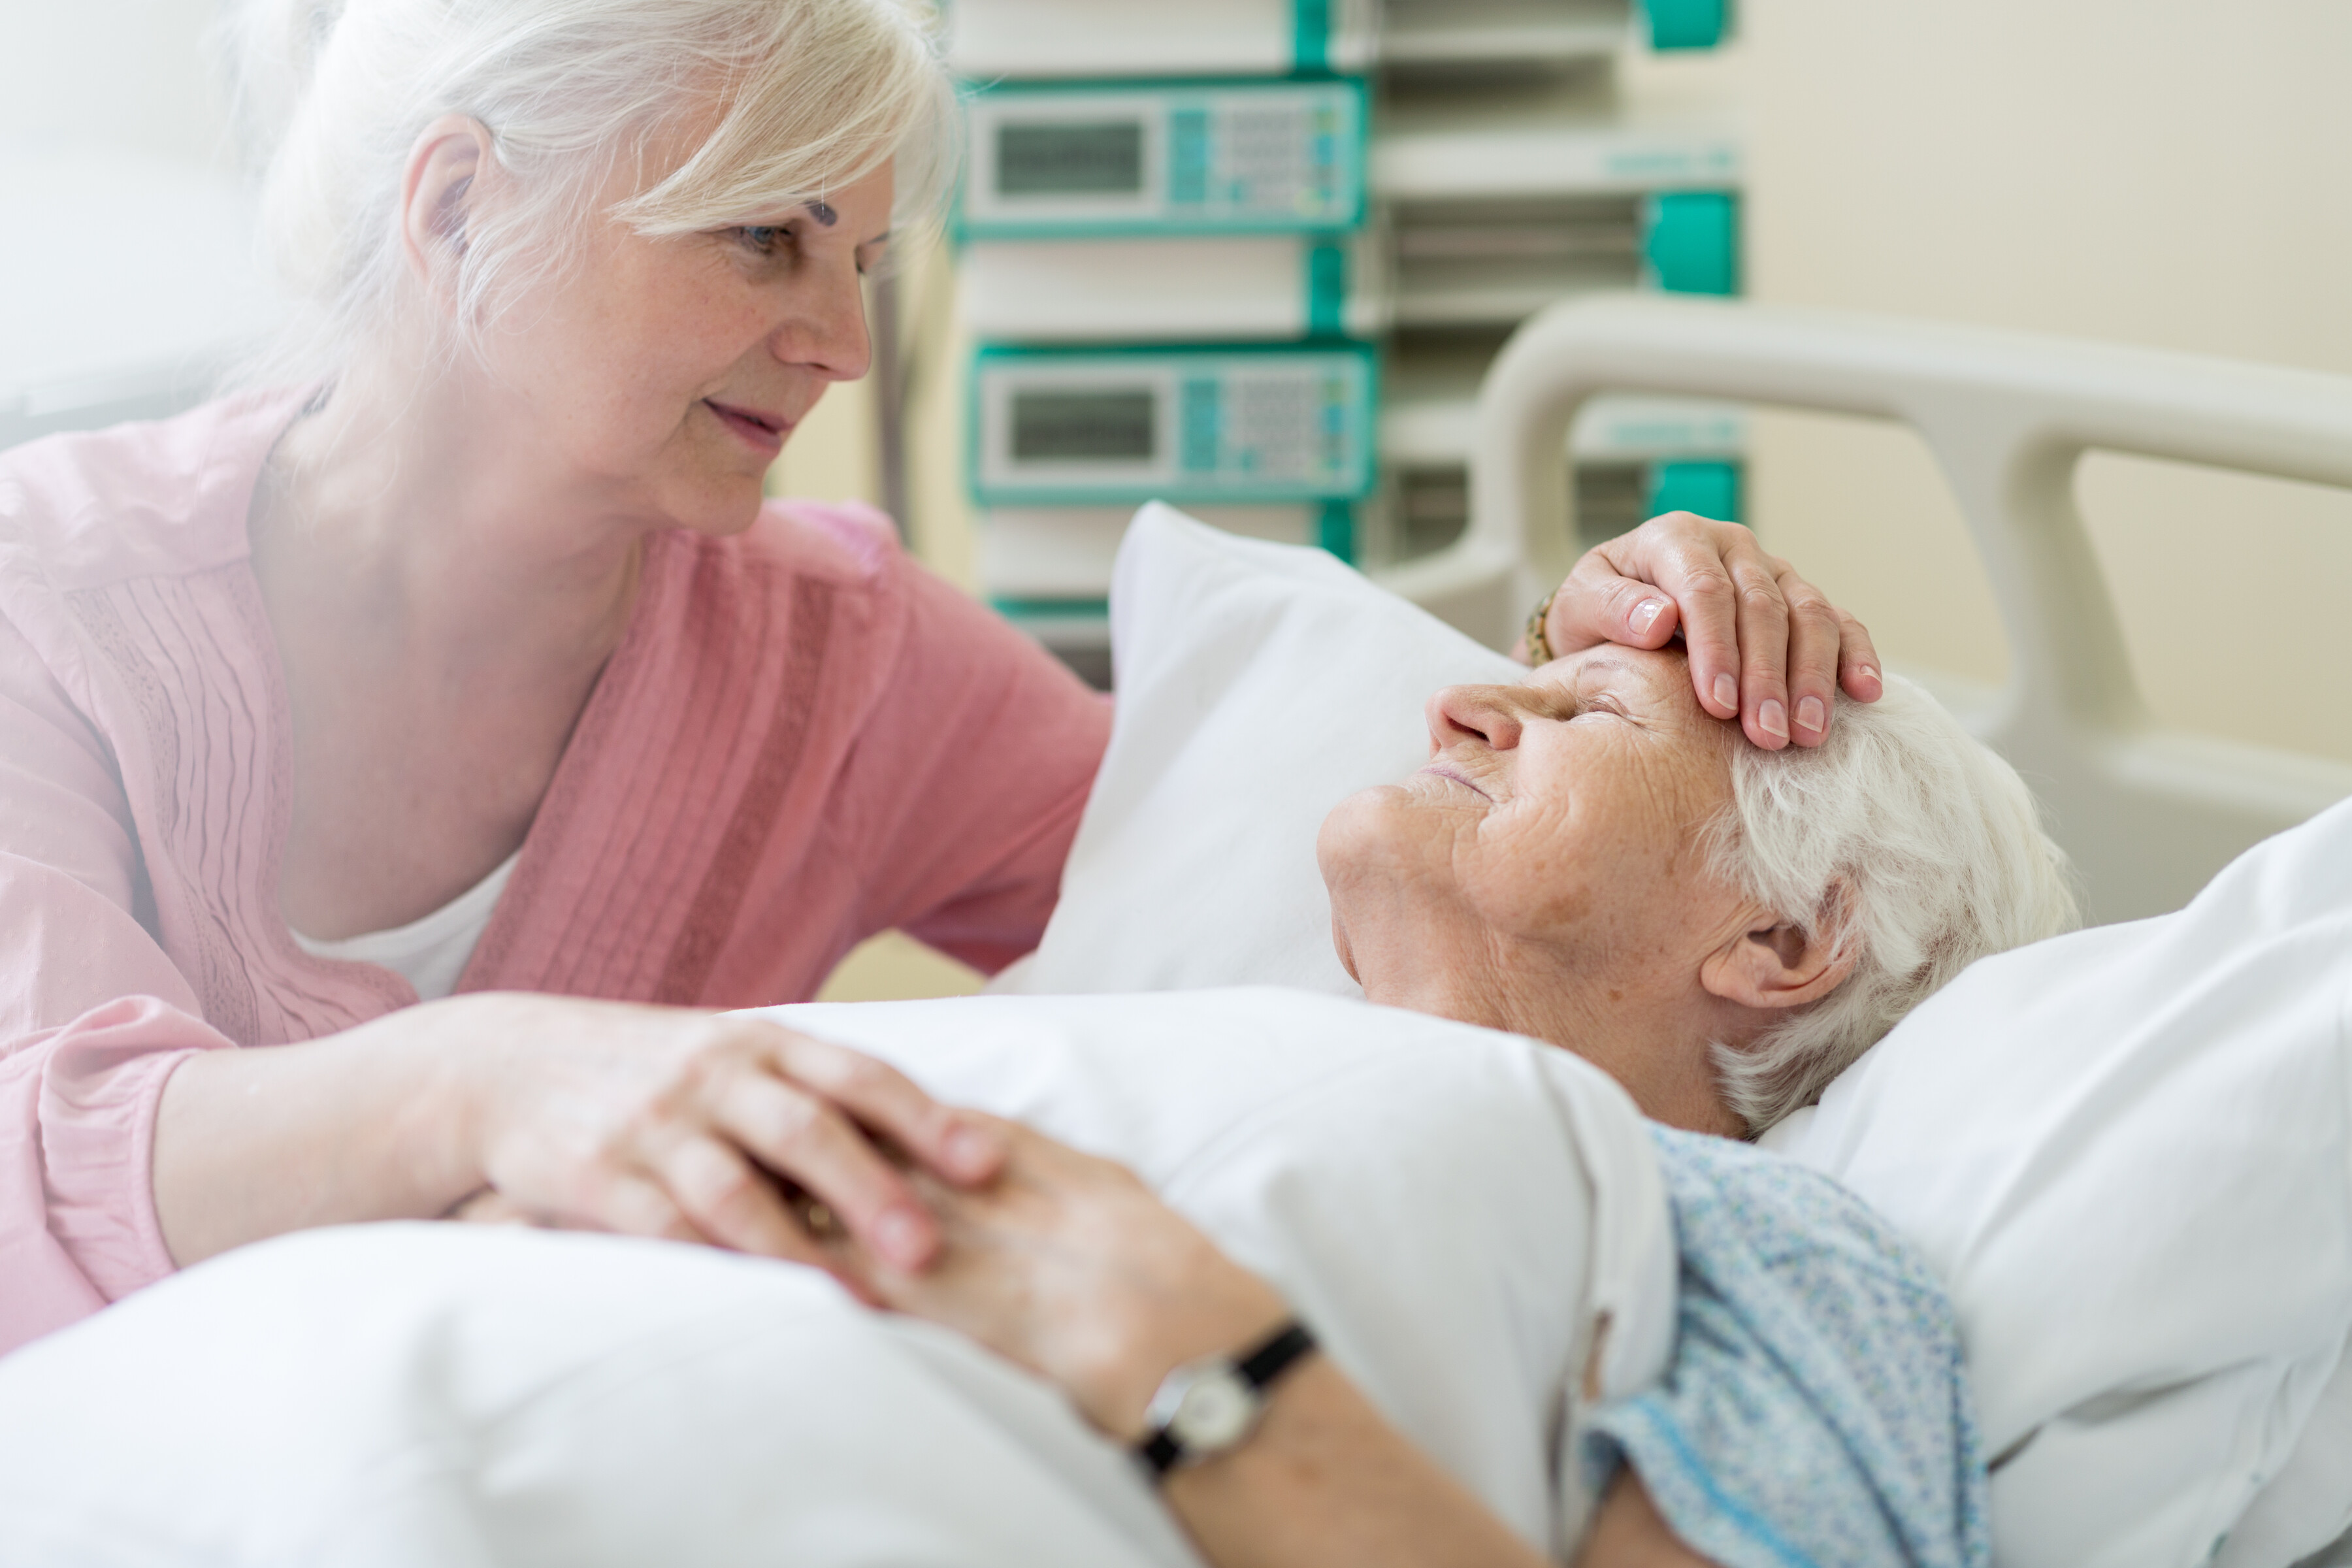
[
  {"x1": 0, "y1": 990, "x2": 1676, "y2": 1566},
  {"x1": 1018, "y1": 504, "x2": 1522, "y2": 997},
  {"x1": 1768, "y1": 798, "x2": 2352, "y2": 1568}
]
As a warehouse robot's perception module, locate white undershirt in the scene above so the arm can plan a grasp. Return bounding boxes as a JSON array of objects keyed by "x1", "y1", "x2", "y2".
[{"x1": 291, "y1": 851, "x2": 521, "y2": 1002}]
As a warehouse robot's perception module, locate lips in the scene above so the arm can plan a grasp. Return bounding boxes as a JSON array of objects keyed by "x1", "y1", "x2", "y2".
[
  {"x1": 1420, "y1": 762, "x2": 1490, "y2": 800},
  {"x1": 705, "y1": 399, "x2": 788, "y2": 455}
]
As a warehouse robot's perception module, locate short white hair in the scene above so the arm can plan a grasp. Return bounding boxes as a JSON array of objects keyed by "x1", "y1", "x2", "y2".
[
  {"x1": 1707, "y1": 675, "x2": 2079, "y2": 1132},
  {"x1": 214, "y1": 0, "x2": 955, "y2": 388}
]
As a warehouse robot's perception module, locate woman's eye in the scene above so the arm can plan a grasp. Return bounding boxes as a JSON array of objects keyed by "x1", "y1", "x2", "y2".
[{"x1": 736, "y1": 225, "x2": 792, "y2": 256}]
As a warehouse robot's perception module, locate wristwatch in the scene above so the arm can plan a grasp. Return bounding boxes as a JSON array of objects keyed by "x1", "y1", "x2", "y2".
[{"x1": 1132, "y1": 1318, "x2": 1318, "y2": 1478}]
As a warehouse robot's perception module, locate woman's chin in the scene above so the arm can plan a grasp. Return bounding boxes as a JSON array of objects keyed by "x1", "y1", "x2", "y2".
[{"x1": 1315, "y1": 785, "x2": 1409, "y2": 882}]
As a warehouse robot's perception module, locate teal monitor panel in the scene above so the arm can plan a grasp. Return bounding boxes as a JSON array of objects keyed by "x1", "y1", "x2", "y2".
[
  {"x1": 963, "y1": 79, "x2": 1368, "y2": 238},
  {"x1": 971, "y1": 343, "x2": 1378, "y2": 505}
]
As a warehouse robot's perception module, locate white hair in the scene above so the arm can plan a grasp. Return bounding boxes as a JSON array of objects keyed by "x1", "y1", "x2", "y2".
[
  {"x1": 1707, "y1": 675, "x2": 2080, "y2": 1133},
  {"x1": 213, "y1": 0, "x2": 955, "y2": 389}
]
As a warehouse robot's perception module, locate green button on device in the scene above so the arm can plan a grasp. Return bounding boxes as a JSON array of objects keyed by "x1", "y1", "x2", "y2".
[
  {"x1": 1646, "y1": 0, "x2": 1729, "y2": 51},
  {"x1": 1648, "y1": 459, "x2": 1742, "y2": 523},
  {"x1": 1642, "y1": 191, "x2": 1740, "y2": 296}
]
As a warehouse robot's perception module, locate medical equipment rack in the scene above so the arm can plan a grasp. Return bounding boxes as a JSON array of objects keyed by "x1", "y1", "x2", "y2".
[{"x1": 938, "y1": 0, "x2": 1746, "y2": 687}]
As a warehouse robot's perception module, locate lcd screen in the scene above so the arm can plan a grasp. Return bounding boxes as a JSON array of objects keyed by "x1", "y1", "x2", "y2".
[
  {"x1": 997, "y1": 121, "x2": 1146, "y2": 196},
  {"x1": 1012, "y1": 389, "x2": 1156, "y2": 462}
]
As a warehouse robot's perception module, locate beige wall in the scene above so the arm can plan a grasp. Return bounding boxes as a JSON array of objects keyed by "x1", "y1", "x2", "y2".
[{"x1": 1744, "y1": 0, "x2": 2352, "y2": 761}]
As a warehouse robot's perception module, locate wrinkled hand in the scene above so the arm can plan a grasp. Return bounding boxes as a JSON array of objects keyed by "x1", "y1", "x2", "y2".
[
  {"x1": 866, "y1": 1118, "x2": 1288, "y2": 1441},
  {"x1": 447, "y1": 996, "x2": 1004, "y2": 1294},
  {"x1": 1522, "y1": 511, "x2": 1884, "y2": 751}
]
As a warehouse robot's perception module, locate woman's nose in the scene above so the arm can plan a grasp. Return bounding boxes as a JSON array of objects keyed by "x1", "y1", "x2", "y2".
[
  {"x1": 773, "y1": 268, "x2": 872, "y2": 383},
  {"x1": 1426, "y1": 685, "x2": 1525, "y2": 753}
]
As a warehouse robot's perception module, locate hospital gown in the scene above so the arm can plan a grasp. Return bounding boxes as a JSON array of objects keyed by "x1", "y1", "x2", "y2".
[{"x1": 1586, "y1": 1128, "x2": 1991, "y2": 1568}]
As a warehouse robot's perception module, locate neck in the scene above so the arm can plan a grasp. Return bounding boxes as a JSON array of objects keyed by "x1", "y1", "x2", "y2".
[
  {"x1": 252, "y1": 340, "x2": 650, "y2": 678},
  {"x1": 1345, "y1": 913, "x2": 1748, "y2": 1139}
]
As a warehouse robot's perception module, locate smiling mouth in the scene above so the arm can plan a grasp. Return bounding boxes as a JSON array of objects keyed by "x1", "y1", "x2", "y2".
[{"x1": 705, "y1": 399, "x2": 788, "y2": 454}]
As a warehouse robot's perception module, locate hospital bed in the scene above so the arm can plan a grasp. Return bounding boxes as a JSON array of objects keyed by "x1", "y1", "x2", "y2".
[
  {"x1": 1380, "y1": 294, "x2": 2352, "y2": 921},
  {"x1": 3, "y1": 295, "x2": 2347, "y2": 1567}
]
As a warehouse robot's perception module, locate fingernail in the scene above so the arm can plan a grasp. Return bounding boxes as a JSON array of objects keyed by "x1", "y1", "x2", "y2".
[
  {"x1": 1759, "y1": 699, "x2": 1789, "y2": 741},
  {"x1": 1796, "y1": 695, "x2": 1827, "y2": 734},
  {"x1": 947, "y1": 1124, "x2": 998, "y2": 1177},
  {"x1": 1857, "y1": 664, "x2": 1882, "y2": 693},
  {"x1": 875, "y1": 1206, "x2": 930, "y2": 1267},
  {"x1": 1631, "y1": 598, "x2": 1666, "y2": 635},
  {"x1": 1710, "y1": 673, "x2": 1738, "y2": 713}
]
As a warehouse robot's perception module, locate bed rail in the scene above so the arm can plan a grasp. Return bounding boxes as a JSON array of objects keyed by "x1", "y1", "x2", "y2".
[{"x1": 1375, "y1": 294, "x2": 2352, "y2": 921}]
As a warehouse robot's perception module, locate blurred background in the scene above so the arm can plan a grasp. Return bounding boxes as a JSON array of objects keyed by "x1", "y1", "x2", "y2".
[{"x1": 7, "y1": 0, "x2": 2350, "y2": 997}]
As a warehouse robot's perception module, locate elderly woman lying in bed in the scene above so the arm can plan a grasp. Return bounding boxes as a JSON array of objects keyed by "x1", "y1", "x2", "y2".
[{"x1": 841, "y1": 642, "x2": 2073, "y2": 1568}]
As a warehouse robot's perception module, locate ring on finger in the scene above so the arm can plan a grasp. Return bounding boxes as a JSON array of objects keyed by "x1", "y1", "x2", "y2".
[
  {"x1": 792, "y1": 1192, "x2": 842, "y2": 1239},
  {"x1": 1525, "y1": 587, "x2": 1559, "y2": 664}
]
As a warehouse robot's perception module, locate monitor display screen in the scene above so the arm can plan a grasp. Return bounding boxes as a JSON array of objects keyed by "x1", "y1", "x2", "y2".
[
  {"x1": 1011, "y1": 389, "x2": 1156, "y2": 462},
  {"x1": 996, "y1": 121, "x2": 1145, "y2": 196}
]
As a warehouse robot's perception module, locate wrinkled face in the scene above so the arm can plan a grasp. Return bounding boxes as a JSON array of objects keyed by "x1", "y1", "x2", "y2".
[
  {"x1": 469, "y1": 152, "x2": 893, "y2": 535},
  {"x1": 1318, "y1": 646, "x2": 1743, "y2": 986}
]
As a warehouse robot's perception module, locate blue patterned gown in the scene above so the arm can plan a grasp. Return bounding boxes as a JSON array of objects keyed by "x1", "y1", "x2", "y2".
[{"x1": 1583, "y1": 1128, "x2": 1991, "y2": 1568}]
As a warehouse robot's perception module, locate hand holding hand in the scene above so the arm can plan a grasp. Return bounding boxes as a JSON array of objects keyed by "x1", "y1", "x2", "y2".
[
  {"x1": 865, "y1": 1117, "x2": 1287, "y2": 1440},
  {"x1": 449, "y1": 996, "x2": 1004, "y2": 1292},
  {"x1": 1523, "y1": 510, "x2": 1884, "y2": 751}
]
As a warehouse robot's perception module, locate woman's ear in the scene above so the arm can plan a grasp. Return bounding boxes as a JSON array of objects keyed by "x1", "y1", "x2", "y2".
[
  {"x1": 399, "y1": 114, "x2": 494, "y2": 304},
  {"x1": 1698, "y1": 894, "x2": 1860, "y2": 1013}
]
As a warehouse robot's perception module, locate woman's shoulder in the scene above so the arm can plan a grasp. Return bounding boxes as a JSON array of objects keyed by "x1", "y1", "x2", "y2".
[{"x1": 0, "y1": 392, "x2": 301, "y2": 591}]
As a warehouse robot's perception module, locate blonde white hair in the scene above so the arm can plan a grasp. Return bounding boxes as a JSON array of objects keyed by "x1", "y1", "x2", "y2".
[
  {"x1": 214, "y1": 0, "x2": 955, "y2": 388},
  {"x1": 1708, "y1": 676, "x2": 2080, "y2": 1132}
]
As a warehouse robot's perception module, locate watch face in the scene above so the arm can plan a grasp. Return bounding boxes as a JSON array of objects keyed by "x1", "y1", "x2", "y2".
[{"x1": 1171, "y1": 1369, "x2": 1258, "y2": 1453}]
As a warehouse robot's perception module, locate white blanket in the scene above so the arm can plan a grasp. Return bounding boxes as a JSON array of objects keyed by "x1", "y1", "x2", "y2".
[{"x1": 0, "y1": 989, "x2": 1675, "y2": 1567}]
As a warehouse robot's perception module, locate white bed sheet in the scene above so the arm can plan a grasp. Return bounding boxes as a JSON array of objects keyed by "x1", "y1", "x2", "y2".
[{"x1": 0, "y1": 988, "x2": 1676, "y2": 1567}]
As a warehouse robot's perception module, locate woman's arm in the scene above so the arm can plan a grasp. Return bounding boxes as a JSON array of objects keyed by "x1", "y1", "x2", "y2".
[
  {"x1": 870, "y1": 1120, "x2": 1714, "y2": 1568},
  {"x1": 1527, "y1": 511, "x2": 1884, "y2": 752},
  {"x1": 1159, "y1": 1358, "x2": 1709, "y2": 1568},
  {"x1": 154, "y1": 995, "x2": 1005, "y2": 1289}
]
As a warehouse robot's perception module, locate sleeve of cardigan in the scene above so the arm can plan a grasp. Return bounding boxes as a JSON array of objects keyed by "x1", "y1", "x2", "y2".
[
  {"x1": 847, "y1": 557, "x2": 1113, "y2": 975},
  {"x1": 0, "y1": 611, "x2": 226, "y2": 1352}
]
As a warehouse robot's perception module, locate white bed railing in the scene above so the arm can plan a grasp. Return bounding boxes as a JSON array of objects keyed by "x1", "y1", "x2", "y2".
[{"x1": 1376, "y1": 294, "x2": 2352, "y2": 922}]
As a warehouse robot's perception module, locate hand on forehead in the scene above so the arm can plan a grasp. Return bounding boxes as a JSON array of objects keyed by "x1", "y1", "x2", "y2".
[{"x1": 1529, "y1": 513, "x2": 1883, "y2": 752}]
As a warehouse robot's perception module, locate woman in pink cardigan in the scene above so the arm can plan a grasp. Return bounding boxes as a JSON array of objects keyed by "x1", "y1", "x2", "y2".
[{"x1": 0, "y1": 0, "x2": 1880, "y2": 1355}]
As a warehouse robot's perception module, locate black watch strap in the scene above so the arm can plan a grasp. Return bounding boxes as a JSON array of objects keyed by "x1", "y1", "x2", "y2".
[
  {"x1": 1136, "y1": 1422, "x2": 1188, "y2": 1478},
  {"x1": 1135, "y1": 1318, "x2": 1318, "y2": 1478},
  {"x1": 1234, "y1": 1319, "x2": 1317, "y2": 1391}
]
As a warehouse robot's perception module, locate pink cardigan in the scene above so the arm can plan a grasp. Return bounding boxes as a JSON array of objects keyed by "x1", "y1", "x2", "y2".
[{"x1": 0, "y1": 393, "x2": 1112, "y2": 1353}]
